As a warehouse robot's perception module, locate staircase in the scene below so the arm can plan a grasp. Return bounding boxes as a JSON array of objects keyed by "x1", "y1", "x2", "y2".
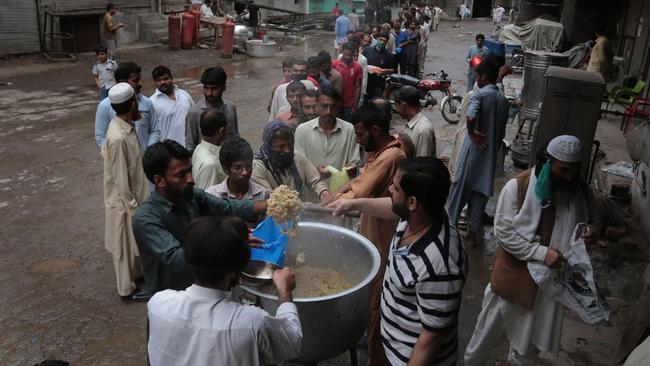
[{"x1": 138, "y1": 13, "x2": 169, "y2": 44}]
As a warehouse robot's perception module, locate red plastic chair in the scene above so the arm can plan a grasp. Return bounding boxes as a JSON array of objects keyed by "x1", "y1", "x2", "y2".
[{"x1": 622, "y1": 96, "x2": 650, "y2": 134}]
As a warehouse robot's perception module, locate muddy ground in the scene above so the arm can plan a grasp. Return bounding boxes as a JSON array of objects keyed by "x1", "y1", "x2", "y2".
[{"x1": 0, "y1": 18, "x2": 646, "y2": 365}]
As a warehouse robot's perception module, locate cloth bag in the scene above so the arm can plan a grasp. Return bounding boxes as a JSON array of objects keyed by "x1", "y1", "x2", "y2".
[
  {"x1": 250, "y1": 217, "x2": 288, "y2": 267},
  {"x1": 528, "y1": 223, "x2": 610, "y2": 324}
]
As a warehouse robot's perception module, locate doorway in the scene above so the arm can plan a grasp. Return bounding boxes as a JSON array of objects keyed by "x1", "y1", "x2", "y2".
[{"x1": 472, "y1": 0, "x2": 492, "y2": 18}]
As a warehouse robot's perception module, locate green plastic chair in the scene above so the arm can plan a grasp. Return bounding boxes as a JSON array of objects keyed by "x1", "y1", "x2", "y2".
[{"x1": 608, "y1": 80, "x2": 646, "y2": 106}]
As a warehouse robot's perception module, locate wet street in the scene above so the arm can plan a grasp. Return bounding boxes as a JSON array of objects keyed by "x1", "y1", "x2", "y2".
[{"x1": 0, "y1": 19, "x2": 640, "y2": 365}]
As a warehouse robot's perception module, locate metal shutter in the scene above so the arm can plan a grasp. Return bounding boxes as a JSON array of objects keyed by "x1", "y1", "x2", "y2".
[
  {"x1": 629, "y1": 1, "x2": 650, "y2": 78},
  {"x1": 0, "y1": 0, "x2": 41, "y2": 55}
]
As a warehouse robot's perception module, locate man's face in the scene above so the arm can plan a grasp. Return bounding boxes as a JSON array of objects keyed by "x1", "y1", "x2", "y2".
[
  {"x1": 154, "y1": 74, "x2": 173, "y2": 94},
  {"x1": 160, "y1": 158, "x2": 194, "y2": 200},
  {"x1": 292, "y1": 64, "x2": 308, "y2": 80},
  {"x1": 130, "y1": 97, "x2": 142, "y2": 121},
  {"x1": 286, "y1": 89, "x2": 303, "y2": 108},
  {"x1": 126, "y1": 73, "x2": 142, "y2": 94},
  {"x1": 382, "y1": 25, "x2": 390, "y2": 33},
  {"x1": 317, "y1": 94, "x2": 340, "y2": 123},
  {"x1": 389, "y1": 171, "x2": 410, "y2": 220},
  {"x1": 476, "y1": 72, "x2": 488, "y2": 88},
  {"x1": 354, "y1": 123, "x2": 377, "y2": 151},
  {"x1": 372, "y1": 27, "x2": 379, "y2": 37},
  {"x1": 320, "y1": 60, "x2": 332, "y2": 74},
  {"x1": 362, "y1": 35, "x2": 372, "y2": 48},
  {"x1": 476, "y1": 37, "x2": 484, "y2": 48},
  {"x1": 341, "y1": 49, "x2": 354, "y2": 65},
  {"x1": 394, "y1": 21, "x2": 401, "y2": 30},
  {"x1": 300, "y1": 95, "x2": 318, "y2": 120},
  {"x1": 271, "y1": 136, "x2": 293, "y2": 154},
  {"x1": 308, "y1": 65, "x2": 321, "y2": 79},
  {"x1": 203, "y1": 84, "x2": 225, "y2": 104},
  {"x1": 551, "y1": 159, "x2": 581, "y2": 188},
  {"x1": 96, "y1": 51, "x2": 108, "y2": 63},
  {"x1": 283, "y1": 67, "x2": 292, "y2": 81},
  {"x1": 110, "y1": 8, "x2": 117, "y2": 15},
  {"x1": 394, "y1": 100, "x2": 407, "y2": 118},
  {"x1": 409, "y1": 23, "x2": 416, "y2": 31},
  {"x1": 225, "y1": 159, "x2": 253, "y2": 188}
]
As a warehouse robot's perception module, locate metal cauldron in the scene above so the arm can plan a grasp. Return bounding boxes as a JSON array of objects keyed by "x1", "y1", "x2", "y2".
[{"x1": 240, "y1": 222, "x2": 380, "y2": 363}]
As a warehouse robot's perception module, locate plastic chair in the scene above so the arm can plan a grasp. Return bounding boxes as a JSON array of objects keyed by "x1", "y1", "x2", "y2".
[
  {"x1": 607, "y1": 80, "x2": 646, "y2": 113},
  {"x1": 622, "y1": 96, "x2": 650, "y2": 133}
]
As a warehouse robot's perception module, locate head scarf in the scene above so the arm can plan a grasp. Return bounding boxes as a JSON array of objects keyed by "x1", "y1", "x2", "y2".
[
  {"x1": 256, "y1": 121, "x2": 304, "y2": 197},
  {"x1": 535, "y1": 135, "x2": 583, "y2": 207}
]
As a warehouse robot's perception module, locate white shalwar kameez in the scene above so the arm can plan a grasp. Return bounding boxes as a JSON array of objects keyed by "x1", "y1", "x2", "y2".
[{"x1": 464, "y1": 171, "x2": 590, "y2": 366}]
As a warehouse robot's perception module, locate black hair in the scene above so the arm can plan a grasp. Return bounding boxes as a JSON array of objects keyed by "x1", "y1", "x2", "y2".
[
  {"x1": 142, "y1": 140, "x2": 192, "y2": 183},
  {"x1": 347, "y1": 35, "x2": 361, "y2": 48},
  {"x1": 114, "y1": 62, "x2": 141, "y2": 82},
  {"x1": 352, "y1": 104, "x2": 390, "y2": 133},
  {"x1": 282, "y1": 57, "x2": 295, "y2": 70},
  {"x1": 200, "y1": 110, "x2": 227, "y2": 137},
  {"x1": 219, "y1": 137, "x2": 254, "y2": 169},
  {"x1": 287, "y1": 81, "x2": 307, "y2": 94},
  {"x1": 342, "y1": 42, "x2": 356, "y2": 52},
  {"x1": 300, "y1": 89, "x2": 318, "y2": 102},
  {"x1": 272, "y1": 126, "x2": 294, "y2": 144},
  {"x1": 201, "y1": 66, "x2": 227, "y2": 86},
  {"x1": 307, "y1": 56, "x2": 320, "y2": 70},
  {"x1": 377, "y1": 32, "x2": 389, "y2": 39},
  {"x1": 369, "y1": 97, "x2": 392, "y2": 118},
  {"x1": 106, "y1": 3, "x2": 115, "y2": 11},
  {"x1": 395, "y1": 85, "x2": 420, "y2": 108},
  {"x1": 316, "y1": 85, "x2": 342, "y2": 102},
  {"x1": 595, "y1": 23, "x2": 607, "y2": 36},
  {"x1": 316, "y1": 50, "x2": 332, "y2": 62},
  {"x1": 110, "y1": 97, "x2": 134, "y2": 115},
  {"x1": 484, "y1": 53, "x2": 505, "y2": 68},
  {"x1": 293, "y1": 58, "x2": 308, "y2": 67},
  {"x1": 95, "y1": 44, "x2": 108, "y2": 54},
  {"x1": 352, "y1": 7, "x2": 356, "y2": 13},
  {"x1": 152, "y1": 65, "x2": 172, "y2": 80},
  {"x1": 475, "y1": 56, "x2": 499, "y2": 83},
  {"x1": 476, "y1": 33, "x2": 485, "y2": 41},
  {"x1": 398, "y1": 157, "x2": 451, "y2": 220},
  {"x1": 183, "y1": 216, "x2": 250, "y2": 286},
  {"x1": 404, "y1": 20, "x2": 411, "y2": 28}
]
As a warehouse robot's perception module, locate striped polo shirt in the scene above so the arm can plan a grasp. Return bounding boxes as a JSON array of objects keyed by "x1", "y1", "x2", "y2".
[{"x1": 380, "y1": 218, "x2": 467, "y2": 366}]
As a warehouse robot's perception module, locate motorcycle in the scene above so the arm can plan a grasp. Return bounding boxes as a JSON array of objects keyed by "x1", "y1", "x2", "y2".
[{"x1": 384, "y1": 70, "x2": 463, "y2": 124}]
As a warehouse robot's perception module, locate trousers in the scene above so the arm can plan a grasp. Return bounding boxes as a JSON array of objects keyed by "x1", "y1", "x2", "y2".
[{"x1": 447, "y1": 181, "x2": 488, "y2": 232}]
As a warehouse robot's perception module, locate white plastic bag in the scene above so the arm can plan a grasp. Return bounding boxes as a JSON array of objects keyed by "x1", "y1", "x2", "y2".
[{"x1": 528, "y1": 223, "x2": 610, "y2": 324}]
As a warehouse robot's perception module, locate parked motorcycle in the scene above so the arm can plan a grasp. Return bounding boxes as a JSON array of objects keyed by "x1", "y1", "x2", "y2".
[{"x1": 384, "y1": 70, "x2": 463, "y2": 124}]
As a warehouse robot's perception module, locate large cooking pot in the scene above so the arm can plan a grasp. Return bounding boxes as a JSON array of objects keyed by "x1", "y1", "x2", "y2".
[
  {"x1": 521, "y1": 50, "x2": 568, "y2": 111},
  {"x1": 240, "y1": 222, "x2": 380, "y2": 363}
]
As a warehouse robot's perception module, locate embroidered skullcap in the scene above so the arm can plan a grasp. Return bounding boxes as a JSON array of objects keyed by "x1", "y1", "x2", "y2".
[
  {"x1": 108, "y1": 82, "x2": 135, "y2": 104},
  {"x1": 547, "y1": 135, "x2": 582, "y2": 162}
]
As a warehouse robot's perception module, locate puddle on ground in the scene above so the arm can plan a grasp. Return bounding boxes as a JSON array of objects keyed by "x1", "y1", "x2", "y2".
[{"x1": 29, "y1": 258, "x2": 79, "y2": 274}]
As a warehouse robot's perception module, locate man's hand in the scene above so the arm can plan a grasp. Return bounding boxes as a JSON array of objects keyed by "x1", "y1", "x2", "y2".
[
  {"x1": 544, "y1": 248, "x2": 565, "y2": 268},
  {"x1": 326, "y1": 199, "x2": 356, "y2": 217},
  {"x1": 318, "y1": 190, "x2": 332, "y2": 203},
  {"x1": 317, "y1": 166, "x2": 332, "y2": 179},
  {"x1": 580, "y1": 225, "x2": 599, "y2": 245},
  {"x1": 273, "y1": 267, "x2": 296, "y2": 303},
  {"x1": 468, "y1": 129, "x2": 487, "y2": 150},
  {"x1": 497, "y1": 65, "x2": 513, "y2": 83},
  {"x1": 248, "y1": 234, "x2": 264, "y2": 248}
]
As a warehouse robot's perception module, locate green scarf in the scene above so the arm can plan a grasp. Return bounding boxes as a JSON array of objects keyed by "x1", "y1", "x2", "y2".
[{"x1": 535, "y1": 162, "x2": 552, "y2": 208}]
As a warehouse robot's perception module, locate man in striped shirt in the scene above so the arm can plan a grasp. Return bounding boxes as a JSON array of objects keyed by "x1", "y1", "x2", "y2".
[{"x1": 330, "y1": 157, "x2": 466, "y2": 365}]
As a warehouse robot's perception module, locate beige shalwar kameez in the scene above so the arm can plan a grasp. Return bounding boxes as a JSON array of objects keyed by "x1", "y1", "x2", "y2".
[{"x1": 103, "y1": 117, "x2": 150, "y2": 296}]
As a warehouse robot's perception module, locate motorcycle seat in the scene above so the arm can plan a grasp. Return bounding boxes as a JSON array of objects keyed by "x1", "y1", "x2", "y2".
[{"x1": 389, "y1": 74, "x2": 421, "y2": 86}]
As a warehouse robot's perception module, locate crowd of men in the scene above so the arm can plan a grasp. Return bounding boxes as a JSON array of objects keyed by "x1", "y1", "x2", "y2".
[{"x1": 94, "y1": 5, "x2": 607, "y2": 365}]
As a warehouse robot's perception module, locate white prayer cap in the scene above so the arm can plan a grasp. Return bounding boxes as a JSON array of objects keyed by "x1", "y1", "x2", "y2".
[
  {"x1": 547, "y1": 135, "x2": 582, "y2": 162},
  {"x1": 108, "y1": 82, "x2": 135, "y2": 104}
]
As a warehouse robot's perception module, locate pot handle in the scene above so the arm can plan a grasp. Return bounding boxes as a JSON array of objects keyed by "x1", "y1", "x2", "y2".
[{"x1": 303, "y1": 203, "x2": 361, "y2": 218}]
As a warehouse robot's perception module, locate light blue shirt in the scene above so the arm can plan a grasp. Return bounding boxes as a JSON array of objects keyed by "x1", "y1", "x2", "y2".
[
  {"x1": 95, "y1": 94, "x2": 161, "y2": 151},
  {"x1": 335, "y1": 15, "x2": 349, "y2": 45}
]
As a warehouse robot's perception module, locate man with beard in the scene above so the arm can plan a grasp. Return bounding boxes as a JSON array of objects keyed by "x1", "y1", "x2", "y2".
[
  {"x1": 95, "y1": 62, "x2": 161, "y2": 152},
  {"x1": 327, "y1": 104, "x2": 410, "y2": 366},
  {"x1": 251, "y1": 121, "x2": 330, "y2": 203},
  {"x1": 447, "y1": 57, "x2": 508, "y2": 246},
  {"x1": 133, "y1": 140, "x2": 268, "y2": 295},
  {"x1": 329, "y1": 157, "x2": 466, "y2": 365},
  {"x1": 150, "y1": 66, "x2": 195, "y2": 146},
  {"x1": 102, "y1": 83, "x2": 150, "y2": 301},
  {"x1": 277, "y1": 81, "x2": 307, "y2": 126},
  {"x1": 298, "y1": 89, "x2": 319, "y2": 123},
  {"x1": 464, "y1": 135, "x2": 601, "y2": 365},
  {"x1": 269, "y1": 58, "x2": 317, "y2": 122},
  {"x1": 295, "y1": 86, "x2": 359, "y2": 183},
  {"x1": 185, "y1": 66, "x2": 239, "y2": 151},
  {"x1": 394, "y1": 86, "x2": 436, "y2": 157}
]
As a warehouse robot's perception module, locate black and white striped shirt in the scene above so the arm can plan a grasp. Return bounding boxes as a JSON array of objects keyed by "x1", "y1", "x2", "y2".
[{"x1": 380, "y1": 218, "x2": 467, "y2": 366}]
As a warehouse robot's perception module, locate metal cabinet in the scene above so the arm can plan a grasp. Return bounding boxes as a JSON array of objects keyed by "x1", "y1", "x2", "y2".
[{"x1": 532, "y1": 66, "x2": 606, "y2": 178}]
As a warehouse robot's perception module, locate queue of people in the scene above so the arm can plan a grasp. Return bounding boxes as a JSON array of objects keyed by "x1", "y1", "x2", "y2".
[{"x1": 93, "y1": 8, "x2": 608, "y2": 364}]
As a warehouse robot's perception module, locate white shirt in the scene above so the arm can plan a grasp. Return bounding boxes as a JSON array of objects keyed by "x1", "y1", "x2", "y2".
[
  {"x1": 148, "y1": 285, "x2": 303, "y2": 366},
  {"x1": 269, "y1": 80, "x2": 316, "y2": 121},
  {"x1": 200, "y1": 3, "x2": 214, "y2": 17},
  {"x1": 150, "y1": 85, "x2": 195, "y2": 146},
  {"x1": 192, "y1": 140, "x2": 226, "y2": 189}
]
